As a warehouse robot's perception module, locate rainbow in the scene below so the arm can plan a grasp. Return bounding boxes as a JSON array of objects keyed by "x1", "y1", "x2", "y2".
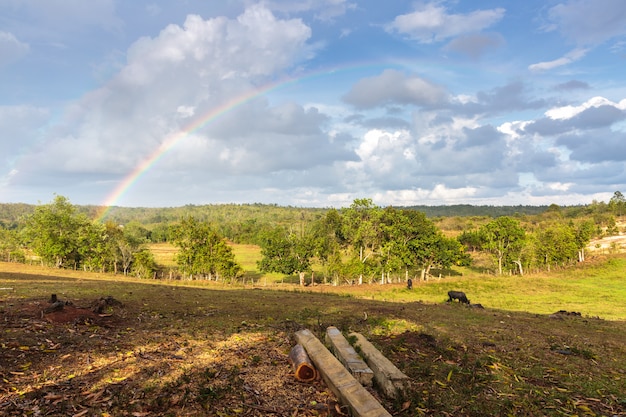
[
  {"x1": 94, "y1": 76, "x2": 296, "y2": 222},
  {"x1": 93, "y1": 59, "x2": 452, "y2": 222},
  {"x1": 93, "y1": 64, "x2": 368, "y2": 222}
]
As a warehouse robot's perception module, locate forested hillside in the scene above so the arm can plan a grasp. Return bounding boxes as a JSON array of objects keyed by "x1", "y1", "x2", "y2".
[
  {"x1": 0, "y1": 201, "x2": 565, "y2": 230},
  {"x1": 1, "y1": 193, "x2": 624, "y2": 284}
]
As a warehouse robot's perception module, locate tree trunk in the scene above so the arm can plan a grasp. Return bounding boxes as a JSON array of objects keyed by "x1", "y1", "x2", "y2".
[{"x1": 299, "y1": 271, "x2": 306, "y2": 286}]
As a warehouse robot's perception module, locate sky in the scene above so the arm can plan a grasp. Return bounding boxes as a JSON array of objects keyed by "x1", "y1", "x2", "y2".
[{"x1": 1, "y1": 0, "x2": 626, "y2": 209}]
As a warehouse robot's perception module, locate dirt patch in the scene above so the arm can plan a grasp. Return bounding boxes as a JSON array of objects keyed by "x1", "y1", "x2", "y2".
[{"x1": 0, "y1": 296, "x2": 347, "y2": 416}]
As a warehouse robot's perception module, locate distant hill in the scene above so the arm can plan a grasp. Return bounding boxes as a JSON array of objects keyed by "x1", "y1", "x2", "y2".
[
  {"x1": 2, "y1": 202, "x2": 556, "y2": 228},
  {"x1": 401, "y1": 204, "x2": 550, "y2": 217}
]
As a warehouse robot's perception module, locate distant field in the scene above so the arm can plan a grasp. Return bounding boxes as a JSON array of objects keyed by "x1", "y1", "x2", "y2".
[{"x1": 152, "y1": 243, "x2": 626, "y2": 320}]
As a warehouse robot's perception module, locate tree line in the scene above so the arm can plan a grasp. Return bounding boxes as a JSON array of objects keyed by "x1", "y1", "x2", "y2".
[{"x1": 1, "y1": 192, "x2": 625, "y2": 283}]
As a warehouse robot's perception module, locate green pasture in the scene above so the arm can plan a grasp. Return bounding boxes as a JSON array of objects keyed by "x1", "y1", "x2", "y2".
[{"x1": 147, "y1": 242, "x2": 626, "y2": 321}]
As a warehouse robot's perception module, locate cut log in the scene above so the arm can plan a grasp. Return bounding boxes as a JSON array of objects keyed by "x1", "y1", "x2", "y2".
[
  {"x1": 348, "y1": 332, "x2": 411, "y2": 399},
  {"x1": 325, "y1": 326, "x2": 373, "y2": 386},
  {"x1": 295, "y1": 329, "x2": 391, "y2": 417},
  {"x1": 288, "y1": 344, "x2": 317, "y2": 382}
]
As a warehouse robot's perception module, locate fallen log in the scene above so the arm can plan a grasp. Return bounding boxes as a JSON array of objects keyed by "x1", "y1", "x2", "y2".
[
  {"x1": 349, "y1": 332, "x2": 410, "y2": 399},
  {"x1": 288, "y1": 344, "x2": 317, "y2": 382},
  {"x1": 295, "y1": 329, "x2": 391, "y2": 417},
  {"x1": 325, "y1": 326, "x2": 373, "y2": 386}
]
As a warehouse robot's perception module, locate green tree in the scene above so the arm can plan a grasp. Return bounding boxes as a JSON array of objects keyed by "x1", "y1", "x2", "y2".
[
  {"x1": 479, "y1": 216, "x2": 526, "y2": 275},
  {"x1": 609, "y1": 191, "x2": 626, "y2": 218},
  {"x1": 574, "y1": 219, "x2": 596, "y2": 262},
  {"x1": 310, "y1": 209, "x2": 344, "y2": 284},
  {"x1": 534, "y1": 223, "x2": 578, "y2": 271},
  {"x1": 77, "y1": 221, "x2": 108, "y2": 272},
  {"x1": 132, "y1": 248, "x2": 157, "y2": 278},
  {"x1": 171, "y1": 217, "x2": 242, "y2": 281},
  {"x1": 0, "y1": 229, "x2": 24, "y2": 262},
  {"x1": 22, "y1": 195, "x2": 90, "y2": 268},
  {"x1": 257, "y1": 226, "x2": 314, "y2": 286},
  {"x1": 341, "y1": 199, "x2": 383, "y2": 284}
]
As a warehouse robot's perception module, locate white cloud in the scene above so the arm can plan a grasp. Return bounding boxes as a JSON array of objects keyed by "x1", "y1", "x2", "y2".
[
  {"x1": 14, "y1": 5, "x2": 351, "y2": 185},
  {"x1": 528, "y1": 48, "x2": 588, "y2": 72},
  {"x1": 387, "y1": 2, "x2": 505, "y2": 43},
  {"x1": 342, "y1": 69, "x2": 448, "y2": 109},
  {"x1": 0, "y1": 31, "x2": 29, "y2": 67},
  {"x1": 374, "y1": 184, "x2": 479, "y2": 206},
  {"x1": 545, "y1": 96, "x2": 626, "y2": 120},
  {"x1": 546, "y1": 0, "x2": 626, "y2": 45}
]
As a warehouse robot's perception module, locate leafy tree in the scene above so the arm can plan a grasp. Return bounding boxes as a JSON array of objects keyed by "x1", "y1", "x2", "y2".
[
  {"x1": 132, "y1": 248, "x2": 157, "y2": 278},
  {"x1": 609, "y1": 191, "x2": 626, "y2": 218},
  {"x1": 22, "y1": 195, "x2": 90, "y2": 268},
  {"x1": 479, "y1": 216, "x2": 526, "y2": 275},
  {"x1": 117, "y1": 226, "x2": 145, "y2": 275},
  {"x1": 171, "y1": 217, "x2": 242, "y2": 281},
  {"x1": 310, "y1": 209, "x2": 344, "y2": 283},
  {"x1": 0, "y1": 229, "x2": 24, "y2": 262},
  {"x1": 457, "y1": 229, "x2": 483, "y2": 252},
  {"x1": 341, "y1": 199, "x2": 383, "y2": 284},
  {"x1": 257, "y1": 226, "x2": 314, "y2": 286},
  {"x1": 77, "y1": 221, "x2": 108, "y2": 272},
  {"x1": 573, "y1": 219, "x2": 596, "y2": 262},
  {"x1": 534, "y1": 223, "x2": 578, "y2": 270}
]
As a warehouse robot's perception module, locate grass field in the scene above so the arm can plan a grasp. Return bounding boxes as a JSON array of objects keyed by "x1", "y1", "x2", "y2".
[
  {"x1": 1, "y1": 253, "x2": 626, "y2": 416},
  {"x1": 153, "y1": 242, "x2": 626, "y2": 320}
]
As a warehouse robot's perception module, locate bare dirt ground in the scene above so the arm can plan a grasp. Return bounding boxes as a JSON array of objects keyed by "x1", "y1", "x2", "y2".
[
  {"x1": 588, "y1": 221, "x2": 626, "y2": 253},
  {"x1": 1, "y1": 297, "x2": 348, "y2": 416},
  {"x1": 2, "y1": 263, "x2": 626, "y2": 416}
]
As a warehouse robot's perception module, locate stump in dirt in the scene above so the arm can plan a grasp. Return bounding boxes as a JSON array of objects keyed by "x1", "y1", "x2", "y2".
[
  {"x1": 288, "y1": 344, "x2": 317, "y2": 382},
  {"x1": 48, "y1": 294, "x2": 58, "y2": 303},
  {"x1": 43, "y1": 301, "x2": 65, "y2": 314},
  {"x1": 90, "y1": 296, "x2": 123, "y2": 314}
]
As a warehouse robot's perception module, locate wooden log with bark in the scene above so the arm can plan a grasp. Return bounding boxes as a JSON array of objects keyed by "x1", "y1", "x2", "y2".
[{"x1": 288, "y1": 344, "x2": 317, "y2": 382}]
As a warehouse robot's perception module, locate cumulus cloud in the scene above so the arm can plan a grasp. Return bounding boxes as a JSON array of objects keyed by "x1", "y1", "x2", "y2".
[
  {"x1": 0, "y1": 31, "x2": 29, "y2": 67},
  {"x1": 16, "y1": 5, "x2": 352, "y2": 183},
  {"x1": 458, "y1": 81, "x2": 546, "y2": 116},
  {"x1": 557, "y1": 129, "x2": 626, "y2": 163},
  {"x1": 544, "y1": 96, "x2": 626, "y2": 120},
  {"x1": 545, "y1": 0, "x2": 626, "y2": 45},
  {"x1": 342, "y1": 69, "x2": 448, "y2": 109},
  {"x1": 387, "y1": 2, "x2": 505, "y2": 43}
]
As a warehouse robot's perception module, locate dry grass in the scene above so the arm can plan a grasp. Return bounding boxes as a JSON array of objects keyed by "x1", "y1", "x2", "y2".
[{"x1": 1, "y1": 261, "x2": 626, "y2": 416}]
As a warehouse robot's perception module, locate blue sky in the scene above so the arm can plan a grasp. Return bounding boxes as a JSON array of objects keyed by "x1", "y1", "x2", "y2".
[{"x1": 1, "y1": 0, "x2": 626, "y2": 208}]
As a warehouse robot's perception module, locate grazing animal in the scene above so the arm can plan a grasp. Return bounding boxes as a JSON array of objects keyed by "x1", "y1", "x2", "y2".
[{"x1": 447, "y1": 290, "x2": 470, "y2": 304}]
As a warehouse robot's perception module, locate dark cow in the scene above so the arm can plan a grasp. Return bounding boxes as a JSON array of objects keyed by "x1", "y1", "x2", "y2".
[{"x1": 447, "y1": 290, "x2": 470, "y2": 304}]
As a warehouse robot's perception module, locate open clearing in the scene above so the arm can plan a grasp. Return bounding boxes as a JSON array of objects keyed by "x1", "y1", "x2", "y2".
[{"x1": 1, "y1": 261, "x2": 626, "y2": 416}]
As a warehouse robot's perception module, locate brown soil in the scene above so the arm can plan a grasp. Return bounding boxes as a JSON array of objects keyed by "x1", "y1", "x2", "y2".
[{"x1": 0, "y1": 296, "x2": 349, "y2": 416}]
